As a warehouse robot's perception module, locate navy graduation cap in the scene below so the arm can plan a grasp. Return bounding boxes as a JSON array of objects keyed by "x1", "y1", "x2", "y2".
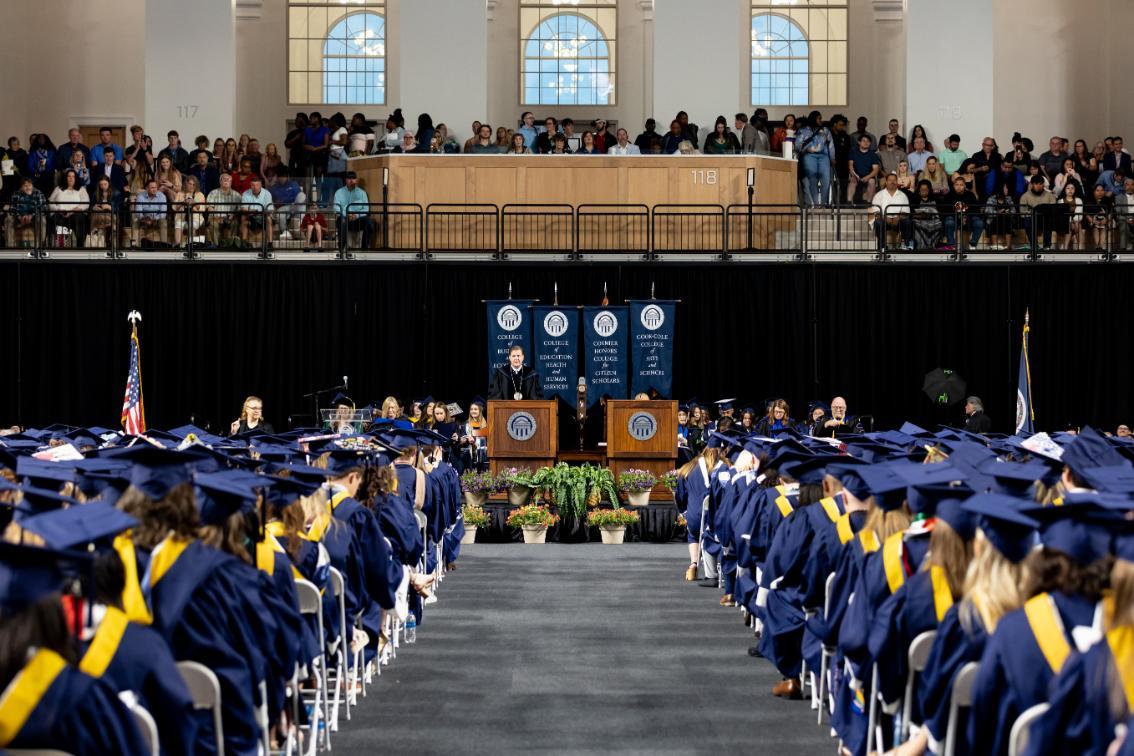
[
  {"x1": 961, "y1": 492, "x2": 1039, "y2": 563},
  {"x1": 16, "y1": 456, "x2": 77, "y2": 488},
  {"x1": 856, "y1": 463, "x2": 908, "y2": 511},
  {"x1": 15, "y1": 487, "x2": 82, "y2": 522},
  {"x1": 714, "y1": 398, "x2": 736, "y2": 412},
  {"x1": 1023, "y1": 497, "x2": 1117, "y2": 566},
  {"x1": 193, "y1": 471, "x2": 260, "y2": 526},
  {"x1": 827, "y1": 461, "x2": 870, "y2": 500},
  {"x1": 913, "y1": 484, "x2": 976, "y2": 538},
  {"x1": 103, "y1": 445, "x2": 201, "y2": 500},
  {"x1": 331, "y1": 392, "x2": 355, "y2": 408},
  {"x1": 1060, "y1": 425, "x2": 1130, "y2": 475},
  {"x1": 21, "y1": 502, "x2": 138, "y2": 552},
  {"x1": 0, "y1": 542, "x2": 89, "y2": 614},
  {"x1": 779, "y1": 455, "x2": 837, "y2": 486}
]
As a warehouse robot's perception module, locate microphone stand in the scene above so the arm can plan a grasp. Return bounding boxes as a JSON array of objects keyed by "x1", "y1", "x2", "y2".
[{"x1": 302, "y1": 383, "x2": 346, "y2": 429}]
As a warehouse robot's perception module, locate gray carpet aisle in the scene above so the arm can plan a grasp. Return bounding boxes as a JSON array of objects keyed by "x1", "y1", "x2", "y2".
[{"x1": 333, "y1": 543, "x2": 833, "y2": 755}]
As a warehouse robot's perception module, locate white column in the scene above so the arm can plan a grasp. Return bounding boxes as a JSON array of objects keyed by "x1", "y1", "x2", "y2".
[
  {"x1": 398, "y1": 0, "x2": 488, "y2": 139},
  {"x1": 653, "y1": 0, "x2": 741, "y2": 145},
  {"x1": 905, "y1": 0, "x2": 993, "y2": 151},
  {"x1": 145, "y1": 0, "x2": 236, "y2": 140}
]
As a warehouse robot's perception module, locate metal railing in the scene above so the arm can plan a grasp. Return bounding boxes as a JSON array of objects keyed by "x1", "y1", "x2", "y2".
[
  {"x1": 501, "y1": 204, "x2": 573, "y2": 254},
  {"x1": 725, "y1": 203, "x2": 803, "y2": 255},
  {"x1": 577, "y1": 204, "x2": 649, "y2": 256},
  {"x1": 651, "y1": 204, "x2": 725, "y2": 256},
  {"x1": 425, "y1": 203, "x2": 498, "y2": 253}
]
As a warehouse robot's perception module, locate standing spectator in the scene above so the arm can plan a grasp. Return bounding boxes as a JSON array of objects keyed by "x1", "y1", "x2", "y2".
[
  {"x1": 157, "y1": 131, "x2": 190, "y2": 173},
  {"x1": 9, "y1": 177, "x2": 46, "y2": 247},
  {"x1": 260, "y1": 143, "x2": 282, "y2": 183},
  {"x1": 303, "y1": 111, "x2": 331, "y2": 182},
  {"x1": 89, "y1": 127, "x2": 123, "y2": 168},
  {"x1": 634, "y1": 119, "x2": 659, "y2": 153},
  {"x1": 884, "y1": 118, "x2": 906, "y2": 150},
  {"x1": 66, "y1": 149, "x2": 91, "y2": 190},
  {"x1": 830, "y1": 115, "x2": 852, "y2": 202},
  {"x1": 703, "y1": 116, "x2": 740, "y2": 154},
  {"x1": 332, "y1": 170, "x2": 373, "y2": 248},
  {"x1": 848, "y1": 134, "x2": 881, "y2": 204},
  {"x1": 469, "y1": 124, "x2": 499, "y2": 154},
  {"x1": 592, "y1": 119, "x2": 610, "y2": 153},
  {"x1": 348, "y1": 112, "x2": 374, "y2": 156},
  {"x1": 27, "y1": 133, "x2": 56, "y2": 195},
  {"x1": 323, "y1": 113, "x2": 349, "y2": 200},
  {"x1": 676, "y1": 111, "x2": 699, "y2": 145},
  {"x1": 414, "y1": 113, "x2": 435, "y2": 154},
  {"x1": 941, "y1": 174, "x2": 985, "y2": 250},
  {"x1": 849, "y1": 116, "x2": 876, "y2": 151},
  {"x1": 1114, "y1": 177, "x2": 1134, "y2": 250},
  {"x1": 205, "y1": 172, "x2": 242, "y2": 246},
  {"x1": 970, "y1": 137, "x2": 1002, "y2": 200},
  {"x1": 285, "y1": 112, "x2": 309, "y2": 175},
  {"x1": 918, "y1": 156, "x2": 950, "y2": 196},
  {"x1": 1037, "y1": 136, "x2": 1068, "y2": 181},
  {"x1": 735, "y1": 113, "x2": 767, "y2": 155},
  {"x1": 56, "y1": 129, "x2": 90, "y2": 175},
  {"x1": 132, "y1": 179, "x2": 167, "y2": 244},
  {"x1": 907, "y1": 136, "x2": 935, "y2": 174},
  {"x1": 607, "y1": 128, "x2": 640, "y2": 155},
  {"x1": 518, "y1": 112, "x2": 538, "y2": 150},
  {"x1": 1019, "y1": 174, "x2": 1057, "y2": 249},
  {"x1": 186, "y1": 150, "x2": 219, "y2": 196},
  {"x1": 938, "y1": 134, "x2": 966, "y2": 176},
  {"x1": 506, "y1": 133, "x2": 531, "y2": 155},
  {"x1": 871, "y1": 172, "x2": 912, "y2": 249},
  {"x1": 575, "y1": 131, "x2": 601, "y2": 155},
  {"x1": 795, "y1": 110, "x2": 835, "y2": 207},
  {"x1": 770, "y1": 113, "x2": 796, "y2": 155},
  {"x1": 877, "y1": 132, "x2": 907, "y2": 176},
  {"x1": 1104, "y1": 136, "x2": 1132, "y2": 175},
  {"x1": 494, "y1": 126, "x2": 511, "y2": 152},
  {"x1": 123, "y1": 126, "x2": 153, "y2": 182},
  {"x1": 268, "y1": 167, "x2": 305, "y2": 238},
  {"x1": 240, "y1": 175, "x2": 274, "y2": 243},
  {"x1": 48, "y1": 169, "x2": 89, "y2": 247},
  {"x1": 230, "y1": 159, "x2": 255, "y2": 194},
  {"x1": 462, "y1": 120, "x2": 481, "y2": 153},
  {"x1": 535, "y1": 117, "x2": 558, "y2": 154},
  {"x1": 188, "y1": 135, "x2": 212, "y2": 165},
  {"x1": 662, "y1": 120, "x2": 686, "y2": 154},
  {"x1": 382, "y1": 110, "x2": 407, "y2": 152},
  {"x1": 91, "y1": 147, "x2": 126, "y2": 192}
]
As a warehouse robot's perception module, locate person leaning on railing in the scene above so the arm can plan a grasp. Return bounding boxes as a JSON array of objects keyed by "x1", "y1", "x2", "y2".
[
  {"x1": 205, "y1": 172, "x2": 242, "y2": 246},
  {"x1": 333, "y1": 170, "x2": 373, "y2": 248}
]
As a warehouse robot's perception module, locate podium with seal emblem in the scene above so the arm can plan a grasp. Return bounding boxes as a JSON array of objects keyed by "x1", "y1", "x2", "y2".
[
  {"x1": 605, "y1": 400, "x2": 678, "y2": 500},
  {"x1": 487, "y1": 400, "x2": 558, "y2": 477}
]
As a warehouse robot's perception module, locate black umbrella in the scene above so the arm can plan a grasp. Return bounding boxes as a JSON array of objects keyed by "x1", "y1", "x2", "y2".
[{"x1": 922, "y1": 368, "x2": 967, "y2": 406}]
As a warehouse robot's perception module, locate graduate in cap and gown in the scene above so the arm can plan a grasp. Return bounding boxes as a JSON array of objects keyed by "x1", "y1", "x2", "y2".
[{"x1": 674, "y1": 445, "x2": 725, "y2": 582}]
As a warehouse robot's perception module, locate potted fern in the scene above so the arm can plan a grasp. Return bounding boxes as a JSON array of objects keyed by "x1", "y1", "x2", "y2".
[
  {"x1": 587, "y1": 508, "x2": 640, "y2": 544},
  {"x1": 460, "y1": 469, "x2": 496, "y2": 508},
  {"x1": 580, "y1": 464, "x2": 620, "y2": 508},
  {"x1": 498, "y1": 466, "x2": 535, "y2": 506},
  {"x1": 461, "y1": 502, "x2": 490, "y2": 544},
  {"x1": 506, "y1": 504, "x2": 559, "y2": 544},
  {"x1": 618, "y1": 468, "x2": 658, "y2": 507}
]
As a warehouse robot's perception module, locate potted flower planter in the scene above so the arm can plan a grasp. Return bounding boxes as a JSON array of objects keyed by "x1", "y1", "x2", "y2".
[
  {"x1": 521, "y1": 525, "x2": 548, "y2": 544},
  {"x1": 626, "y1": 490, "x2": 651, "y2": 507},
  {"x1": 508, "y1": 485, "x2": 533, "y2": 507},
  {"x1": 464, "y1": 490, "x2": 487, "y2": 508},
  {"x1": 599, "y1": 525, "x2": 626, "y2": 545},
  {"x1": 460, "y1": 526, "x2": 478, "y2": 544}
]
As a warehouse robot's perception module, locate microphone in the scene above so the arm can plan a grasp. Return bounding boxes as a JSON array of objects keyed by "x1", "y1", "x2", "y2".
[{"x1": 343, "y1": 375, "x2": 349, "y2": 390}]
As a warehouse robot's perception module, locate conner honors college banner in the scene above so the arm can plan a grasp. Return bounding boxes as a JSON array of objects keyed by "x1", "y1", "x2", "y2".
[
  {"x1": 532, "y1": 305, "x2": 579, "y2": 405},
  {"x1": 630, "y1": 300, "x2": 676, "y2": 398},
  {"x1": 486, "y1": 300, "x2": 534, "y2": 384},
  {"x1": 583, "y1": 306, "x2": 629, "y2": 405}
]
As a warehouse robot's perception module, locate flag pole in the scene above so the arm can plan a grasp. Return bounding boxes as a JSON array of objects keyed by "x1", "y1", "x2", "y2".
[{"x1": 1023, "y1": 308, "x2": 1033, "y2": 425}]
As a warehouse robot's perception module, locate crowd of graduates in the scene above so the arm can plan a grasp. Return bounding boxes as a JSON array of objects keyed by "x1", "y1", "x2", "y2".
[
  {"x1": 0, "y1": 419, "x2": 465, "y2": 755},
  {"x1": 675, "y1": 421, "x2": 1134, "y2": 756}
]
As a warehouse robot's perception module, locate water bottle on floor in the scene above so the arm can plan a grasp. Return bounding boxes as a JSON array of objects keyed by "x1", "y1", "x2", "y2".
[{"x1": 405, "y1": 613, "x2": 417, "y2": 644}]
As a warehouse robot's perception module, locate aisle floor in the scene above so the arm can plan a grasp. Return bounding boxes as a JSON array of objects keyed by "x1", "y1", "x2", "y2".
[{"x1": 334, "y1": 543, "x2": 834, "y2": 755}]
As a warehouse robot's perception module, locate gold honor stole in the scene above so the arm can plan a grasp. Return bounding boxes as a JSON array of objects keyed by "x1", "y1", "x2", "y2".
[
  {"x1": 1023, "y1": 592, "x2": 1072, "y2": 674},
  {"x1": 112, "y1": 532, "x2": 153, "y2": 625},
  {"x1": 1106, "y1": 625, "x2": 1134, "y2": 713},
  {"x1": 774, "y1": 485, "x2": 794, "y2": 517},
  {"x1": 0, "y1": 648, "x2": 68, "y2": 746},
  {"x1": 149, "y1": 535, "x2": 192, "y2": 587},
  {"x1": 79, "y1": 606, "x2": 130, "y2": 678},
  {"x1": 260, "y1": 524, "x2": 305, "y2": 581},
  {"x1": 882, "y1": 531, "x2": 908, "y2": 594},
  {"x1": 928, "y1": 565, "x2": 955, "y2": 622}
]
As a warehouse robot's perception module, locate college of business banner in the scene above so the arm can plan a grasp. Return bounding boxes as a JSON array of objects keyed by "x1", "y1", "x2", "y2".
[
  {"x1": 583, "y1": 305, "x2": 629, "y2": 406},
  {"x1": 486, "y1": 300, "x2": 534, "y2": 384},
  {"x1": 629, "y1": 300, "x2": 677, "y2": 398},
  {"x1": 532, "y1": 305, "x2": 579, "y2": 405}
]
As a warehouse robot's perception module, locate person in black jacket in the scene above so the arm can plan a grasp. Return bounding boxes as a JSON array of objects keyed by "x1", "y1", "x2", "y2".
[
  {"x1": 488, "y1": 344, "x2": 544, "y2": 400},
  {"x1": 963, "y1": 395, "x2": 992, "y2": 433}
]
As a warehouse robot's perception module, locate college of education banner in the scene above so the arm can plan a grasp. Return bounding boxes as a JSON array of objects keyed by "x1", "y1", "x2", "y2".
[
  {"x1": 583, "y1": 305, "x2": 629, "y2": 406},
  {"x1": 486, "y1": 300, "x2": 534, "y2": 384},
  {"x1": 532, "y1": 305, "x2": 580, "y2": 405},
  {"x1": 629, "y1": 300, "x2": 676, "y2": 398}
]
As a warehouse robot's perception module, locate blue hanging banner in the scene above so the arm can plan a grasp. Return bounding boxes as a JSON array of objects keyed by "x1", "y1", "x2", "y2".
[
  {"x1": 583, "y1": 305, "x2": 629, "y2": 406},
  {"x1": 486, "y1": 300, "x2": 534, "y2": 385},
  {"x1": 630, "y1": 300, "x2": 677, "y2": 398},
  {"x1": 532, "y1": 305, "x2": 580, "y2": 405}
]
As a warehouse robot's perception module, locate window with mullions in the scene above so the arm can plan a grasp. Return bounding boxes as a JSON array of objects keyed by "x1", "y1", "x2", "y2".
[
  {"x1": 288, "y1": 0, "x2": 386, "y2": 105},
  {"x1": 521, "y1": 1, "x2": 617, "y2": 106},
  {"x1": 751, "y1": 0, "x2": 846, "y2": 107}
]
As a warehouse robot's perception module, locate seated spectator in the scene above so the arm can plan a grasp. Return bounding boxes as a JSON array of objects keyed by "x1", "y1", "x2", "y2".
[
  {"x1": 66, "y1": 149, "x2": 91, "y2": 190},
  {"x1": 494, "y1": 126, "x2": 512, "y2": 152},
  {"x1": 1, "y1": 136, "x2": 27, "y2": 204},
  {"x1": 871, "y1": 172, "x2": 912, "y2": 249},
  {"x1": 186, "y1": 149, "x2": 219, "y2": 195},
  {"x1": 908, "y1": 124, "x2": 933, "y2": 152},
  {"x1": 561, "y1": 118, "x2": 578, "y2": 149},
  {"x1": 173, "y1": 174, "x2": 206, "y2": 246},
  {"x1": 1025, "y1": 160, "x2": 1049, "y2": 190},
  {"x1": 941, "y1": 174, "x2": 985, "y2": 250},
  {"x1": 702, "y1": 116, "x2": 740, "y2": 154},
  {"x1": 124, "y1": 127, "x2": 154, "y2": 183},
  {"x1": 153, "y1": 155, "x2": 182, "y2": 202},
  {"x1": 395, "y1": 131, "x2": 418, "y2": 153},
  {"x1": 88, "y1": 127, "x2": 123, "y2": 169},
  {"x1": 188, "y1": 134, "x2": 213, "y2": 166},
  {"x1": 379, "y1": 110, "x2": 405, "y2": 153},
  {"x1": 576, "y1": 131, "x2": 602, "y2": 155},
  {"x1": 849, "y1": 116, "x2": 876, "y2": 150},
  {"x1": 217, "y1": 138, "x2": 236, "y2": 173},
  {"x1": 87, "y1": 175, "x2": 120, "y2": 249},
  {"x1": 910, "y1": 179, "x2": 943, "y2": 250},
  {"x1": 301, "y1": 207, "x2": 327, "y2": 250},
  {"x1": 895, "y1": 159, "x2": 915, "y2": 195},
  {"x1": 469, "y1": 124, "x2": 500, "y2": 154},
  {"x1": 47, "y1": 169, "x2": 90, "y2": 247},
  {"x1": 1052, "y1": 156, "x2": 1085, "y2": 199},
  {"x1": 906, "y1": 136, "x2": 934, "y2": 174},
  {"x1": 1054, "y1": 181, "x2": 1084, "y2": 250},
  {"x1": 970, "y1": 137, "x2": 1002, "y2": 199},
  {"x1": 548, "y1": 133, "x2": 571, "y2": 155},
  {"x1": 884, "y1": 118, "x2": 907, "y2": 150},
  {"x1": 676, "y1": 140, "x2": 700, "y2": 156},
  {"x1": 1019, "y1": 174, "x2": 1057, "y2": 249},
  {"x1": 535, "y1": 117, "x2": 558, "y2": 154},
  {"x1": 984, "y1": 180, "x2": 1020, "y2": 250},
  {"x1": 506, "y1": 133, "x2": 531, "y2": 155},
  {"x1": 662, "y1": 120, "x2": 686, "y2": 154},
  {"x1": 157, "y1": 130, "x2": 190, "y2": 173},
  {"x1": 205, "y1": 172, "x2": 242, "y2": 246},
  {"x1": 435, "y1": 123, "x2": 461, "y2": 153},
  {"x1": 268, "y1": 167, "x2": 305, "y2": 238},
  {"x1": 645, "y1": 136, "x2": 663, "y2": 154},
  {"x1": 607, "y1": 128, "x2": 640, "y2": 155},
  {"x1": 848, "y1": 134, "x2": 881, "y2": 203},
  {"x1": 132, "y1": 179, "x2": 168, "y2": 245},
  {"x1": 8, "y1": 176, "x2": 46, "y2": 248},
  {"x1": 428, "y1": 132, "x2": 444, "y2": 153},
  {"x1": 917, "y1": 155, "x2": 950, "y2": 196},
  {"x1": 413, "y1": 112, "x2": 435, "y2": 154},
  {"x1": 877, "y1": 132, "x2": 906, "y2": 176},
  {"x1": 634, "y1": 119, "x2": 659, "y2": 153},
  {"x1": 260, "y1": 143, "x2": 282, "y2": 182},
  {"x1": 461, "y1": 120, "x2": 481, "y2": 154},
  {"x1": 1037, "y1": 135, "x2": 1068, "y2": 181},
  {"x1": 1097, "y1": 166, "x2": 1127, "y2": 197},
  {"x1": 936, "y1": 134, "x2": 966, "y2": 177},
  {"x1": 91, "y1": 146, "x2": 127, "y2": 193},
  {"x1": 1083, "y1": 182, "x2": 1113, "y2": 251},
  {"x1": 333, "y1": 170, "x2": 373, "y2": 248},
  {"x1": 1115, "y1": 177, "x2": 1134, "y2": 250},
  {"x1": 231, "y1": 158, "x2": 255, "y2": 194},
  {"x1": 56, "y1": 128, "x2": 90, "y2": 175},
  {"x1": 676, "y1": 110, "x2": 699, "y2": 144},
  {"x1": 27, "y1": 133, "x2": 56, "y2": 195},
  {"x1": 1071, "y1": 138, "x2": 1098, "y2": 189},
  {"x1": 986, "y1": 157, "x2": 1026, "y2": 201},
  {"x1": 240, "y1": 175, "x2": 274, "y2": 243},
  {"x1": 518, "y1": 112, "x2": 538, "y2": 150},
  {"x1": 591, "y1": 119, "x2": 611, "y2": 153}
]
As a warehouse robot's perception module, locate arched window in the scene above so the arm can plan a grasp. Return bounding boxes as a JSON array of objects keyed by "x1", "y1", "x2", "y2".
[
  {"x1": 323, "y1": 12, "x2": 386, "y2": 104},
  {"x1": 522, "y1": 10, "x2": 616, "y2": 106},
  {"x1": 750, "y1": 14, "x2": 809, "y2": 106}
]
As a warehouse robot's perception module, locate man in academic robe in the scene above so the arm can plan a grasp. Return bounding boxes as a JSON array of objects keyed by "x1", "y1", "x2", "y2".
[{"x1": 488, "y1": 344, "x2": 544, "y2": 400}]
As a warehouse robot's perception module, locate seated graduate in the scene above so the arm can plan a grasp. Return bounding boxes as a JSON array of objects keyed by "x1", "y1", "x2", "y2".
[
  {"x1": 0, "y1": 542, "x2": 149, "y2": 754},
  {"x1": 487, "y1": 343, "x2": 544, "y2": 401}
]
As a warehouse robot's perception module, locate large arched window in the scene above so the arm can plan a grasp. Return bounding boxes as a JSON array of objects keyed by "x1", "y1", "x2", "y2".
[
  {"x1": 751, "y1": 1, "x2": 847, "y2": 107},
  {"x1": 288, "y1": 0, "x2": 386, "y2": 105},
  {"x1": 521, "y1": 1, "x2": 617, "y2": 106}
]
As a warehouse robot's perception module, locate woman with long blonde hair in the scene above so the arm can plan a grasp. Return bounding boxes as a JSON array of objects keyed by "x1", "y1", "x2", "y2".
[
  {"x1": 676, "y1": 445, "x2": 726, "y2": 581},
  {"x1": 229, "y1": 394, "x2": 274, "y2": 435}
]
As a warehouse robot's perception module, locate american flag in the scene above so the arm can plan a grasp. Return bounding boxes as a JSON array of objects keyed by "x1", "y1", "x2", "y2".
[{"x1": 121, "y1": 323, "x2": 146, "y2": 435}]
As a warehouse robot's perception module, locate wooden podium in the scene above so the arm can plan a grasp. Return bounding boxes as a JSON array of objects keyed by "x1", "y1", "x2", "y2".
[
  {"x1": 487, "y1": 400, "x2": 558, "y2": 476},
  {"x1": 605, "y1": 400, "x2": 678, "y2": 500}
]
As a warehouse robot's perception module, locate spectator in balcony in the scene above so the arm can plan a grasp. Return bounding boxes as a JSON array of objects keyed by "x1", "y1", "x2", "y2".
[
  {"x1": 883, "y1": 118, "x2": 906, "y2": 150},
  {"x1": 394, "y1": 131, "x2": 418, "y2": 153},
  {"x1": 1010, "y1": 141, "x2": 1033, "y2": 173},
  {"x1": 1083, "y1": 183, "x2": 1113, "y2": 251},
  {"x1": 1104, "y1": 136, "x2": 1132, "y2": 175},
  {"x1": 469, "y1": 124, "x2": 499, "y2": 154},
  {"x1": 848, "y1": 133, "x2": 881, "y2": 204},
  {"x1": 348, "y1": 113, "x2": 374, "y2": 156},
  {"x1": 938, "y1": 134, "x2": 966, "y2": 177},
  {"x1": 877, "y1": 132, "x2": 906, "y2": 176},
  {"x1": 428, "y1": 132, "x2": 445, "y2": 153},
  {"x1": 942, "y1": 173, "x2": 984, "y2": 250},
  {"x1": 770, "y1": 113, "x2": 796, "y2": 155},
  {"x1": 48, "y1": 169, "x2": 90, "y2": 247},
  {"x1": 910, "y1": 179, "x2": 943, "y2": 250},
  {"x1": 676, "y1": 111, "x2": 699, "y2": 145},
  {"x1": 906, "y1": 136, "x2": 934, "y2": 174},
  {"x1": 173, "y1": 174, "x2": 205, "y2": 246},
  {"x1": 1054, "y1": 181, "x2": 1083, "y2": 250},
  {"x1": 132, "y1": 179, "x2": 167, "y2": 243},
  {"x1": 634, "y1": 118, "x2": 659, "y2": 154},
  {"x1": 518, "y1": 112, "x2": 538, "y2": 150},
  {"x1": 333, "y1": 170, "x2": 373, "y2": 248},
  {"x1": 186, "y1": 149, "x2": 219, "y2": 196},
  {"x1": 10, "y1": 176, "x2": 46, "y2": 246},
  {"x1": 154, "y1": 154, "x2": 182, "y2": 202},
  {"x1": 736, "y1": 113, "x2": 768, "y2": 155},
  {"x1": 535, "y1": 117, "x2": 558, "y2": 154},
  {"x1": 56, "y1": 129, "x2": 90, "y2": 175},
  {"x1": 506, "y1": 132, "x2": 532, "y2": 155},
  {"x1": 205, "y1": 172, "x2": 242, "y2": 246},
  {"x1": 324, "y1": 112, "x2": 349, "y2": 200},
  {"x1": 301, "y1": 206, "x2": 327, "y2": 250},
  {"x1": 1114, "y1": 177, "x2": 1134, "y2": 250},
  {"x1": 285, "y1": 112, "x2": 308, "y2": 174},
  {"x1": 548, "y1": 133, "x2": 571, "y2": 155},
  {"x1": 796, "y1": 110, "x2": 834, "y2": 207},
  {"x1": 237, "y1": 133, "x2": 251, "y2": 161},
  {"x1": 124, "y1": 127, "x2": 153, "y2": 180},
  {"x1": 576, "y1": 131, "x2": 602, "y2": 155},
  {"x1": 1092, "y1": 140, "x2": 1108, "y2": 174},
  {"x1": 188, "y1": 135, "x2": 212, "y2": 165},
  {"x1": 662, "y1": 120, "x2": 686, "y2": 154},
  {"x1": 0, "y1": 138, "x2": 21, "y2": 205},
  {"x1": 970, "y1": 137, "x2": 1001, "y2": 200},
  {"x1": 240, "y1": 175, "x2": 274, "y2": 243},
  {"x1": 986, "y1": 158, "x2": 1026, "y2": 203},
  {"x1": 494, "y1": 126, "x2": 512, "y2": 152},
  {"x1": 230, "y1": 158, "x2": 255, "y2": 195},
  {"x1": 304, "y1": 111, "x2": 331, "y2": 178},
  {"x1": 895, "y1": 158, "x2": 915, "y2": 195},
  {"x1": 382, "y1": 110, "x2": 407, "y2": 153},
  {"x1": 414, "y1": 113, "x2": 435, "y2": 154},
  {"x1": 850, "y1": 116, "x2": 876, "y2": 151},
  {"x1": 561, "y1": 118, "x2": 577, "y2": 146},
  {"x1": 608, "y1": 128, "x2": 640, "y2": 155},
  {"x1": 1019, "y1": 174, "x2": 1057, "y2": 249},
  {"x1": 211, "y1": 137, "x2": 225, "y2": 167},
  {"x1": 918, "y1": 155, "x2": 950, "y2": 197},
  {"x1": 244, "y1": 138, "x2": 264, "y2": 176},
  {"x1": 435, "y1": 123, "x2": 461, "y2": 153},
  {"x1": 28, "y1": 133, "x2": 56, "y2": 195},
  {"x1": 1052, "y1": 156, "x2": 1085, "y2": 199},
  {"x1": 1071, "y1": 139, "x2": 1098, "y2": 189},
  {"x1": 89, "y1": 127, "x2": 123, "y2": 168},
  {"x1": 830, "y1": 115, "x2": 852, "y2": 201},
  {"x1": 66, "y1": 149, "x2": 91, "y2": 190},
  {"x1": 260, "y1": 143, "x2": 282, "y2": 183},
  {"x1": 909, "y1": 124, "x2": 933, "y2": 152},
  {"x1": 268, "y1": 167, "x2": 304, "y2": 239},
  {"x1": 91, "y1": 146, "x2": 127, "y2": 193},
  {"x1": 462, "y1": 120, "x2": 482, "y2": 154},
  {"x1": 703, "y1": 116, "x2": 740, "y2": 154},
  {"x1": 676, "y1": 140, "x2": 699, "y2": 156},
  {"x1": 1037, "y1": 135, "x2": 1068, "y2": 182},
  {"x1": 1025, "y1": 160, "x2": 1050, "y2": 191},
  {"x1": 985, "y1": 180, "x2": 1020, "y2": 250},
  {"x1": 871, "y1": 172, "x2": 911, "y2": 249},
  {"x1": 219, "y1": 138, "x2": 239, "y2": 175},
  {"x1": 592, "y1": 119, "x2": 611, "y2": 153},
  {"x1": 1097, "y1": 165, "x2": 1126, "y2": 197},
  {"x1": 157, "y1": 130, "x2": 190, "y2": 173},
  {"x1": 88, "y1": 176, "x2": 119, "y2": 247}
]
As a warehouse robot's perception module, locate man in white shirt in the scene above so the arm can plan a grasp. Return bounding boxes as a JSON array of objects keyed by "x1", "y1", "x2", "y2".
[
  {"x1": 240, "y1": 176, "x2": 275, "y2": 243},
  {"x1": 607, "y1": 128, "x2": 640, "y2": 156},
  {"x1": 871, "y1": 172, "x2": 912, "y2": 250}
]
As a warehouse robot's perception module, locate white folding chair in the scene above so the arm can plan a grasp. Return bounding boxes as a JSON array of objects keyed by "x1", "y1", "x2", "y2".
[
  {"x1": 943, "y1": 661, "x2": 979, "y2": 756},
  {"x1": 327, "y1": 567, "x2": 351, "y2": 727},
  {"x1": 294, "y1": 578, "x2": 330, "y2": 754},
  {"x1": 802, "y1": 607, "x2": 818, "y2": 708},
  {"x1": 1009, "y1": 703, "x2": 1049, "y2": 756},
  {"x1": 817, "y1": 572, "x2": 836, "y2": 725},
  {"x1": 414, "y1": 510, "x2": 429, "y2": 575},
  {"x1": 256, "y1": 679, "x2": 271, "y2": 755},
  {"x1": 867, "y1": 665, "x2": 883, "y2": 756},
  {"x1": 900, "y1": 630, "x2": 937, "y2": 742},
  {"x1": 126, "y1": 700, "x2": 159, "y2": 756},
  {"x1": 176, "y1": 660, "x2": 224, "y2": 755}
]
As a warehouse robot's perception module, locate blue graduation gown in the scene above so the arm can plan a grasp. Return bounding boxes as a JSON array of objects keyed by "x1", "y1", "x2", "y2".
[
  {"x1": 80, "y1": 606, "x2": 201, "y2": 755},
  {"x1": 700, "y1": 461, "x2": 729, "y2": 558},
  {"x1": 918, "y1": 602, "x2": 987, "y2": 752},
  {"x1": 0, "y1": 648, "x2": 148, "y2": 755},
  {"x1": 676, "y1": 458, "x2": 711, "y2": 545},
  {"x1": 331, "y1": 490, "x2": 404, "y2": 613},
  {"x1": 440, "y1": 463, "x2": 465, "y2": 564},
  {"x1": 273, "y1": 531, "x2": 337, "y2": 656},
  {"x1": 374, "y1": 489, "x2": 424, "y2": 567},
  {"x1": 967, "y1": 591, "x2": 1100, "y2": 756}
]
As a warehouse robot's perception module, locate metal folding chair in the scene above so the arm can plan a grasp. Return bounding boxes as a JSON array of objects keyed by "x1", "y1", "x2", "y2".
[
  {"x1": 176, "y1": 661, "x2": 224, "y2": 755},
  {"x1": 294, "y1": 579, "x2": 330, "y2": 754},
  {"x1": 127, "y1": 701, "x2": 159, "y2": 756},
  {"x1": 1009, "y1": 703, "x2": 1049, "y2": 756},
  {"x1": 326, "y1": 567, "x2": 351, "y2": 728},
  {"x1": 943, "y1": 661, "x2": 979, "y2": 756},
  {"x1": 900, "y1": 630, "x2": 937, "y2": 742},
  {"x1": 817, "y1": 572, "x2": 836, "y2": 725}
]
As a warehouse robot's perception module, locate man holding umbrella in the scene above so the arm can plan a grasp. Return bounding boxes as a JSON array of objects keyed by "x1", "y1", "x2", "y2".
[{"x1": 963, "y1": 396, "x2": 992, "y2": 432}]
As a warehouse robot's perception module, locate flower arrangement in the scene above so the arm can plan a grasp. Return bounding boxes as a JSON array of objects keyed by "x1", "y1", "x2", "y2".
[
  {"x1": 618, "y1": 468, "x2": 658, "y2": 493},
  {"x1": 497, "y1": 466, "x2": 535, "y2": 489},
  {"x1": 661, "y1": 469, "x2": 680, "y2": 492},
  {"x1": 460, "y1": 469, "x2": 497, "y2": 494},
  {"x1": 463, "y1": 502, "x2": 490, "y2": 528},
  {"x1": 506, "y1": 504, "x2": 559, "y2": 528},
  {"x1": 586, "y1": 508, "x2": 640, "y2": 528}
]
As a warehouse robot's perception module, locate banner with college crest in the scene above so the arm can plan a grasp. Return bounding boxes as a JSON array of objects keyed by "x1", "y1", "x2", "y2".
[
  {"x1": 629, "y1": 300, "x2": 676, "y2": 398},
  {"x1": 583, "y1": 305, "x2": 629, "y2": 406},
  {"x1": 486, "y1": 300, "x2": 534, "y2": 384},
  {"x1": 532, "y1": 305, "x2": 580, "y2": 405}
]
